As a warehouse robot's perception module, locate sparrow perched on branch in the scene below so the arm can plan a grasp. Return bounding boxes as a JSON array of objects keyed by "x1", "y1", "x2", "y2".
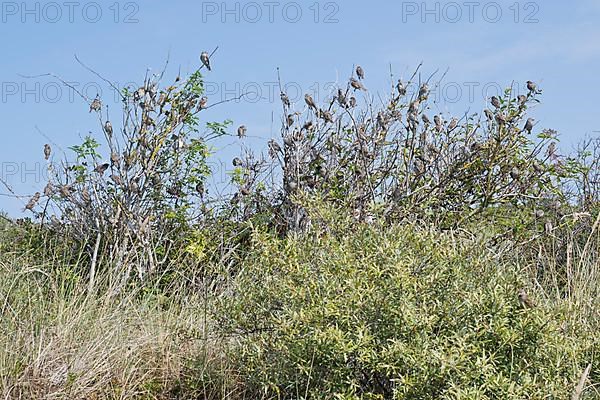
[
  {"x1": 408, "y1": 99, "x2": 420, "y2": 114},
  {"x1": 421, "y1": 114, "x2": 431, "y2": 126},
  {"x1": 447, "y1": 118, "x2": 457, "y2": 131},
  {"x1": 350, "y1": 77, "x2": 366, "y2": 91},
  {"x1": 94, "y1": 163, "x2": 109, "y2": 175},
  {"x1": 237, "y1": 125, "x2": 247, "y2": 138},
  {"x1": 305, "y1": 94, "x2": 317, "y2": 111},
  {"x1": 43, "y1": 144, "x2": 51, "y2": 160},
  {"x1": 418, "y1": 83, "x2": 429, "y2": 101},
  {"x1": 89, "y1": 97, "x2": 101, "y2": 113},
  {"x1": 44, "y1": 182, "x2": 54, "y2": 196},
  {"x1": 484, "y1": 109, "x2": 494, "y2": 121},
  {"x1": 110, "y1": 174, "x2": 122, "y2": 185},
  {"x1": 396, "y1": 80, "x2": 406, "y2": 96},
  {"x1": 280, "y1": 92, "x2": 291, "y2": 107},
  {"x1": 495, "y1": 113, "x2": 506, "y2": 125},
  {"x1": 81, "y1": 188, "x2": 91, "y2": 203},
  {"x1": 302, "y1": 121, "x2": 314, "y2": 131},
  {"x1": 356, "y1": 65, "x2": 365, "y2": 80},
  {"x1": 268, "y1": 139, "x2": 282, "y2": 160},
  {"x1": 337, "y1": 88, "x2": 347, "y2": 107},
  {"x1": 195, "y1": 182, "x2": 204, "y2": 196},
  {"x1": 320, "y1": 109, "x2": 334, "y2": 124},
  {"x1": 286, "y1": 114, "x2": 295, "y2": 127},
  {"x1": 24, "y1": 192, "x2": 41, "y2": 211},
  {"x1": 523, "y1": 118, "x2": 534, "y2": 134},
  {"x1": 200, "y1": 51, "x2": 211, "y2": 71},
  {"x1": 104, "y1": 120, "x2": 113, "y2": 137},
  {"x1": 433, "y1": 115, "x2": 443, "y2": 132},
  {"x1": 546, "y1": 142, "x2": 557, "y2": 158},
  {"x1": 240, "y1": 186, "x2": 251, "y2": 196},
  {"x1": 544, "y1": 220, "x2": 553, "y2": 235},
  {"x1": 518, "y1": 289, "x2": 535, "y2": 308},
  {"x1": 526, "y1": 80, "x2": 537, "y2": 93},
  {"x1": 110, "y1": 152, "x2": 120, "y2": 166},
  {"x1": 490, "y1": 96, "x2": 501, "y2": 108},
  {"x1": 510, "y1": 166, "x2": 520, "y2": 181}
]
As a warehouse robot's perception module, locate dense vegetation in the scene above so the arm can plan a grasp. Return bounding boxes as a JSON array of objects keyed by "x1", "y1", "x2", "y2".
[{"x1": 1, "y1": 59, "x2": 599, "y2": 399}]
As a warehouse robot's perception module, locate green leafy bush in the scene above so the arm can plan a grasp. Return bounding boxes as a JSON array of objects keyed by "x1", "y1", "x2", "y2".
[{"x1": 215, "y1": 216, "x2": 595, "y2": 399}]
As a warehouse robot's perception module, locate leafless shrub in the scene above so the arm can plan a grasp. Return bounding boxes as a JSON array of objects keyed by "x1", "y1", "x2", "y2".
[{"x1": 262, "y1": 65, "x2": 566, "y2": 232}]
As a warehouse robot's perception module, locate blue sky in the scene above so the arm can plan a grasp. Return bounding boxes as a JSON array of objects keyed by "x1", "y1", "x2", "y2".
[{"x1": 1, "y1": 0, "x2": 599, "y2": 216}]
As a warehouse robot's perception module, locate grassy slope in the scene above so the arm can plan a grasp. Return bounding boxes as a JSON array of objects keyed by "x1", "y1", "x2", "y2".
[{"x1": 0, "y1": 216, "x2": 599, "y2": 399}]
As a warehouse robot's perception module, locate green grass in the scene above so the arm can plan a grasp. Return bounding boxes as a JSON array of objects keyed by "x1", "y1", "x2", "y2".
[
  {"x1": 0, "y1": 249, "x2": 229, "y2": 399},
  {"x1": 1, "y1": 212, "x2": 599, "y2": 399}
]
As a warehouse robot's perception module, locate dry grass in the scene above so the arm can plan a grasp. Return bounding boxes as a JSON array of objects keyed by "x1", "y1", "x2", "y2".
[
  {"x1": 0, "y1": 254, "x2": 227, "y2": 399},
  {"x1": 1, "y1": 211, "x2": 599, "y2": 398}
]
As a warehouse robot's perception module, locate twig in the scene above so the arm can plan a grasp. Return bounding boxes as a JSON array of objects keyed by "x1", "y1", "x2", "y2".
[{"x1": 571, "y1": 363, "x2": 592, "y2": 400}]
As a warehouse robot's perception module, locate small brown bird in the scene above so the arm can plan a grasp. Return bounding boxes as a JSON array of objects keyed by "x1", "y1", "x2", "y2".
[
  {"x1": 447, "y1": 118, "x2": 458, "y2": 131},
  {"x1": 280, "y1": 92, "x2": 291, "y2": 107},
  {"x1": 237, "y1": 125, "x2": 247, "y2": 138},
  {"x1": 305, "y1": 94, "x2": 317, "y2": 110},
  {"x1": 510, "y1": 166, "x2": 520, "y2": 181},
  {"x1": 134, "y1": 87, "x2": 146, "y2": 102},
  {"x1": 523, "y1": 118, "x2": 534, "y2": 134},
  {"x1": 356, "y1": 65, "x2": 365, "y2": 80},
  {"x1": 81, "y1": 188, "x2": 91, "y2": 203},
  {"x1": 200, "y1": 51, "x2": 211, "y2": 71},
  {"x1": 268, "y1": 139, "x2": 282, "y2": 159},
  {"x1": 59, "y1": 185, "x2": 73, "y2": 198},
  {"x1": 526, "y1": 80, "x2": 537, "y2": 93},
  {"x1": 240, "y1": 185, "x2": 251, "y2": 196},
  {"x1": 110, "y1": 174, "x2": 122, "y2": 185},
  {"x1": 418, "y1": 83, "x2": 429, "y2": 101},
  {"x1": 544, "y1": 220, "x2": 553, "y2": 235},
  {"x1": 546, "y1": 142, "x2": 557, "y2": 158},
  {"x1": 350, "y1": 77, "x2": 366, "y2": 91},
  {"x1": 491, "y1": 96, "x2": 501, "y2": 108},
  {"x1": 104, "y1": 121, "x2": 113, "y2": 137},
  {"x1": 232, "y1": 157, "x2": 243, "y2": 167},
  {"x1": 157, "y1": 92, "x2": 167, "y2": 107},
  {"x1": 396, "y1": 80, "x2": 406, "y2": 96},
  {"x1": 337, "y1": 88, "x2": 347, "y2": 107},
  {"x1": 518, "y1": 289, "x2": 535, "y2": 308},
  {"x1": 43, "y1": 182, "x2": 53, "y2": 196},
  {"x1": 320, "y1": 109, "x2": 334, "y2": 124},
  {"x1": 409, "y1": 100, "x2": 420, "y2": 113},
  {"x1": 286, "y1": 114, "x2": 295, "y2": 127},
  {"x1": 495, "y1": 113, "x2": 506, "y2": 125},
  {"x1": 349, "y1": 97, "x2": 357, "y2": 108},
  {"x1": 421, "y1": 114, "x2": 431, "y2": 126},
  {"x1": 195, "y1": 182, "x2": 204, "y2": 196},
  {"x1": 94, "y1": 163, "x2": 109, "y2": 175},
  {"x1": 43, "y1": 144, "x2": 51, "y2": 160},
  {"x1": 517, "y1": 94, "x2": 527, "y2": 105},
  {"x1": 535, "y1": 209, "x2": 545, "y2": 218},
  {"x1": 302, "y1": 120, "x2": 314, "y2": 131},
  {"x1": 166, "y1": 186, "x2": 182, "y2": 197},
  {"x1": 484, "y1": 109, "x2": 494, "y2": 121},
  {"x1": 89, "y1": 97, "x2": 101, "y2": 113},
  {"x1": 199, "y1": 96, "x2": 208, "y2": 109},
  {"x1": 24, "y1": 192, "x2": 41, "y2": 211},
  {"x1": 110, "y1": 152, "x2": 120, "y2": 166}
]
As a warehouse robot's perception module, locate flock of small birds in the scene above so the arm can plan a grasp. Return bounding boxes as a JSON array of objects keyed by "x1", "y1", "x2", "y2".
[{"x1": 27, "y1": 56, "x2": 545, "y2": 309}]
